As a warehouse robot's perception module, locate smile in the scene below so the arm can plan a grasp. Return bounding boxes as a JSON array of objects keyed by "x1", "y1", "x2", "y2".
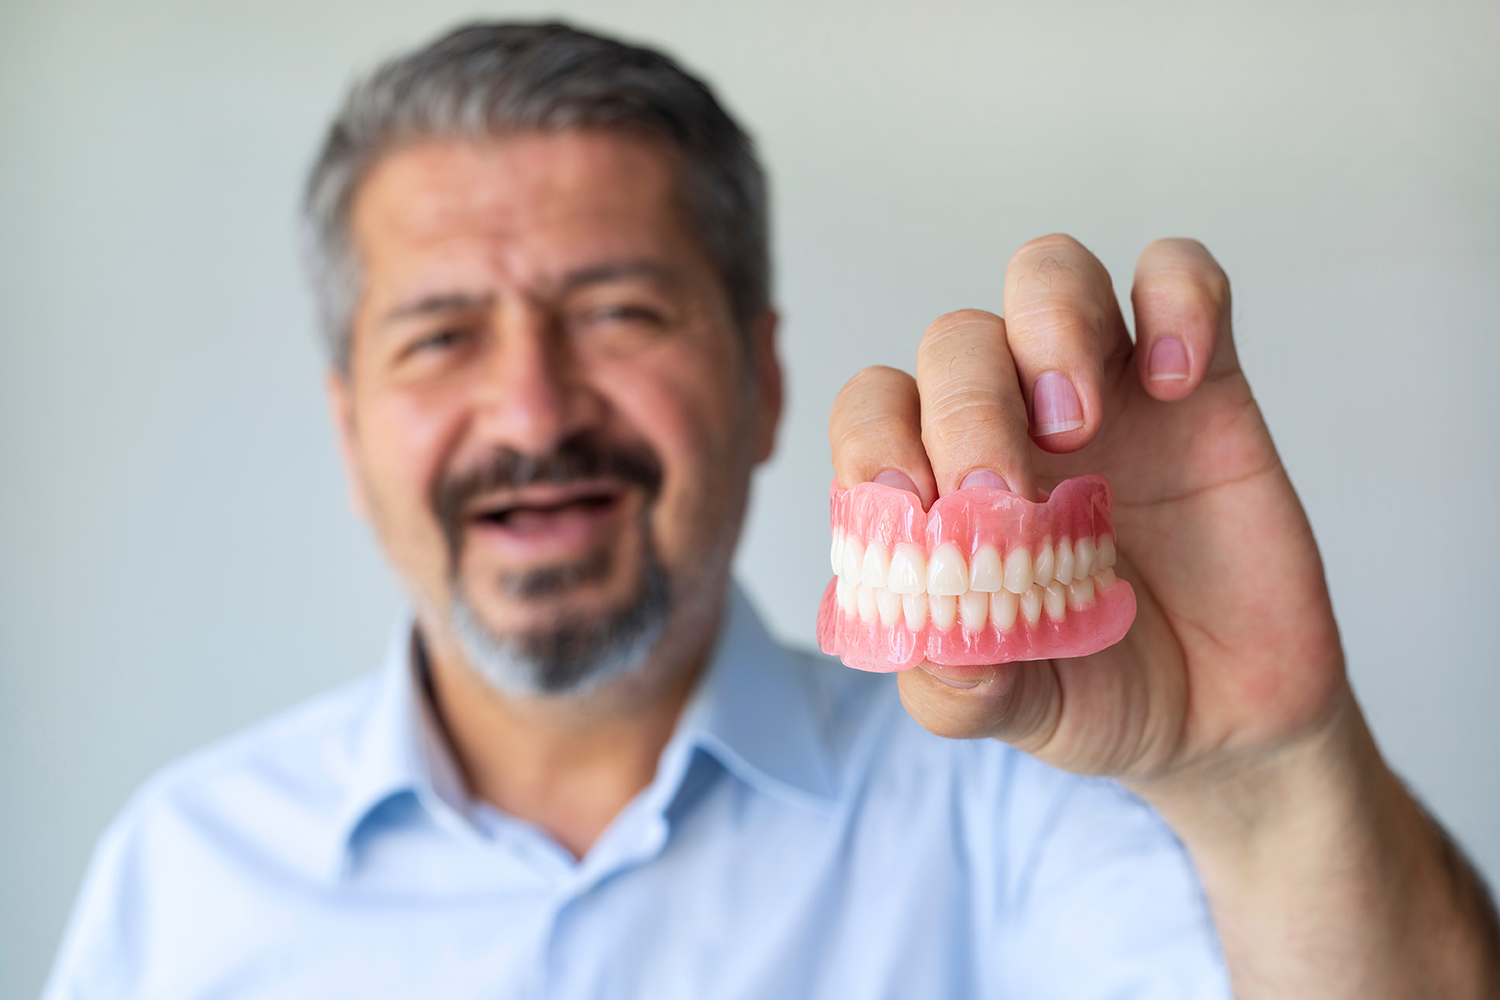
[{"x1": 817, "y1": 475, "x2": 1137, "y2": 671}]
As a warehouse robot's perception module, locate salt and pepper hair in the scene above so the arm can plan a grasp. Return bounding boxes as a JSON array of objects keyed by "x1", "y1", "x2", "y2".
[{"x1": 303, "y1": 21, "x2": 770, "y2": 373}]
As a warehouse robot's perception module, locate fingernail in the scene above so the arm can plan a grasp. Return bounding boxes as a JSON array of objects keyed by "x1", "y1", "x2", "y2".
[
  {"x1": 960, "y1": 469, "x2": 1010, "y2": 491},
  {"x1": 873, "y1": 469, "x2": 919, "y2": 494},
  {"x1": 919, "y1": 665, "x2": 981, "y2": 690},
  {"x1": 1147, "y1": 337, "x2": 1191, "y2": 381},
  {"x1": 1032, "y1": 371, "x2": 1084, "y2": 436}
]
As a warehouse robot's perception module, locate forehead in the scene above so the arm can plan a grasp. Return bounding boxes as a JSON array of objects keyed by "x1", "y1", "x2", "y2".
[{"x1": 349, "y1": 131, "x2": 694, "y2": 288}]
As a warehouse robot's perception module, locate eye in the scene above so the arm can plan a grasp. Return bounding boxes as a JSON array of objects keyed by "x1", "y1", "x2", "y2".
[
  {"x1": 585, "y1": 303, "x2": 666, "y2": 327},
  {"x1": 405, "y1": 326, "x2": 472, "y2": 357}
]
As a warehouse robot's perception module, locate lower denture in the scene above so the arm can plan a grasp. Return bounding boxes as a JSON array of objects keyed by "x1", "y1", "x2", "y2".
[{"x1": 817, "y1": 474, "x2": 1137, "y2": 672}]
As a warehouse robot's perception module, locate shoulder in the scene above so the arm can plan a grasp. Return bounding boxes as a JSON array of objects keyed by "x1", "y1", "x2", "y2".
[{"x1": 42, "y1": 676, "x2": 383, "y2": 999}]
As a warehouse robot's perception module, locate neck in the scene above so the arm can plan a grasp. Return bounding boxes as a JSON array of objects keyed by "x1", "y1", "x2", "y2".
[{"x1": 419, "y1": 616, "x2": 714, "y2": 860}]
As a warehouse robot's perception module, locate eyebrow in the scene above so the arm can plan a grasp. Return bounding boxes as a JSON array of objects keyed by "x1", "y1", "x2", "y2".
[{"x1": 379, "y1": 259, "x2": 682, "y2": 327}]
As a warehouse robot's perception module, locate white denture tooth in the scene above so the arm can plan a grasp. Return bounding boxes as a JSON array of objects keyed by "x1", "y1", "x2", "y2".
[
  {"x1": 1020, "y1": 585, "x2": 1043, "y2": 625},
  {"x1": 876, "y1": 586, "x2": 902, "y2": 626},
  {"x1": 888, "y1": 542, "x2": 927, "y2": 595},
  {"x1": 902, "y1": 591, "x2": 928, "y2": 630},
  {"x1": 1054, "y1": 537, "x2": 1075, "y2": 587},
  {"x1": 1043, "y1": 580, "x2": 1068, "y2": 621},
  {"x1": 830, "y1": 530, "x2": 843, "y2": 575},
  {"x1": 1003, "y1": 545, "x2": 1034, "y2": 594},
  {"x1": 1033, "y1": 537, "x2": 1055, "y2": 587},
  {"x1": 1094, "y1": 567, "x2": 1117, "y2": 589},
  {"x1": 857, "y1": 584, "x2": 878, "y2": 622},
  {"x1": 991, "y1": 588, "x2": 1019, "y2": 630},
  {"x1": 968, "y1": 545, "x2": 1004, "y2": 592},
  {"x1": 841, "y1": 537, "x2": 865, "y2": 587},
  {"x1": 959, "y1": 590, "x2": 989, "y2": 631},
  {"x1": 1073, "y1": 536, "x2": 1095, "y2": 582},
  {"x1": 837, "y1": 576, "x2": 857, "y2": 614},
  {"x1": 929, "y1": 593, "x2": 958, "y2": 630},
  {"x1": 1096, "y1": 534, "x2": 1116, "y2": 570},
  {"x1": 1067, "y1": 575, "x2": 1095, "y2": 610},
  {"x1": 926, "y1": 542, "x2": 969, "y2": 597},
  {"x1": 861, "y1": 541, "x2": 891, "y2": 588}
]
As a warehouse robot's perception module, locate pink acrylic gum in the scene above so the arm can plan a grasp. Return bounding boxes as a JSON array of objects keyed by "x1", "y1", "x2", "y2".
[{"x1": 817, "y1": 474, "x2": 1137, "y2": 672}]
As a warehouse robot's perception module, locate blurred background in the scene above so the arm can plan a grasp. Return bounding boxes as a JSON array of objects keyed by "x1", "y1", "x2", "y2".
[{"x1": 2, "y1": 0, "x2": 1497, "y2": 994}]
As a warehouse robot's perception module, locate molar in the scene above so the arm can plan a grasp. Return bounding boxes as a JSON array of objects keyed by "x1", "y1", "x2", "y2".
[
  {"x1": 990, "y1": 588, "x2": 1019, "y2": 630},
  {"x1": 959, "y1": 590, "x2": 989, "y2": 631},
  {"x1": 929, "y1": 593, "x2": 958, "y2": 630},
  {"x1": 969, "y1": 545, "x2": 1004, "y2": 593},
  {"x1": 876, "y1": 586, "x2": 902, "y2": 626},
  {"x1": 1003, "y1": 545, "x2": 1033, "y2": 594},
  {"x1": 1054, "y1": 537, "x2": 1074, "y2": 587},
  {"x1": 901, "y1": 591, "x2": 928, "y2": 630},
  {"x1": 1033, "y1": 537, "x2": 1055, "y2": 588},
  {"x1": 837, "y1": 576, "x2": 857, "y2": 615},
  {"x1": 1066, "y1": 576, "x2": 1095, "y2": 610},
  {"x1": 1097, "y1": 534, "x2": 1116, "y2": 570},
  {"x1": 926, "y1": 542, "x2": 969, "y2": 597},
  {"x1": 888, "y1": 542, "x2": 927, "y2": 595},
  {"x1": 1043, "y1": 580, "x2": 1068, "y2": 621},
  {"x1": 1094, "y1": 567, "x2": 1117, "y2": 589},
  {"x1": 830, "y1": 529, "x2": 844, "y2": 576},
  {"x1": 1020, "y1": 585, "x2": 1043, "y2": 625},
  {"x1": 841, "y1": 536, "x2": 865, "y2": 587},
  {"x1": 1073, "y1": 536, "x2": 1095, "y2": 582},
  {"x1": 861, "y1": 541, "x2": 891, "y2": 589}
]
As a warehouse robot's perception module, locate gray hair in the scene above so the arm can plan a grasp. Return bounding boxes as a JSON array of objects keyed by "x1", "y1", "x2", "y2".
[{"x1": 303, "y1": 21, "x2": 770, "y2": 372}]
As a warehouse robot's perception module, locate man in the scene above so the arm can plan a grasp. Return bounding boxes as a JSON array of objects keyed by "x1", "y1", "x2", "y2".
[{"x1": 44, "y1": 20, "x2": 1498, "y2": 999}]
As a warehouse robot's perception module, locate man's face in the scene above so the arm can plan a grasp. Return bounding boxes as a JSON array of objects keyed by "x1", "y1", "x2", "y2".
[{"x1": 329, "y1": 131, "x2": 780, "y2": 696}]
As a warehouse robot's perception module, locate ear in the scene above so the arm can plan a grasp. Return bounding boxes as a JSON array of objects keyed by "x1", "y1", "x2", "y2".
[
  {"x1": 749, "y1": 308, "x2": 783, "y2": 465},
  {"x1": 325, "y1": 370, "x2": 372, "y2": 522}
]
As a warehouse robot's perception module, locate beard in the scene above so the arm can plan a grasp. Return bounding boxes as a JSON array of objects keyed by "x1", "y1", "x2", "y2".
[{"x1": 432, "y1": 433, "x2": 673, "y2": 698}]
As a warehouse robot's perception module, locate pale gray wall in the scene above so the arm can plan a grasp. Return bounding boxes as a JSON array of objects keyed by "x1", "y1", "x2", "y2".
[{"x1": 2, "y1": 1, "x2": 1497, "y2": 995}]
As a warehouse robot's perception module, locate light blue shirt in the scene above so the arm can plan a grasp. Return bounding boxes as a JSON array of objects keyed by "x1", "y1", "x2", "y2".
[{"x1": 44, "y1": 585, "x2": 1230, "y2": 999}]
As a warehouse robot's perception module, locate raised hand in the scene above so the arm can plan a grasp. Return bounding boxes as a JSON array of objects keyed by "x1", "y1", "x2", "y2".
[{"x1": 828, "y1": 235, "x2": 1499, "y2": 998}]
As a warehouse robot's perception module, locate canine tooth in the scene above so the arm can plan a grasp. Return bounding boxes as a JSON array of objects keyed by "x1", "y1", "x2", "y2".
[
  {"x1": 959, "y1": 590, "x2": 989, "y2": 630},
  {"x1": 1096, "y1": 534, "x2": 1116, "y2": 570},
  {"x1": 830, "y1": 530, "x2": 843, "y2": 575},
  {"x1": 902, "y1": 591, "x2": 928, "y2": 630},
  {"x1": 968, "y1": 545, "x2": 1004, "y2": 592},
  {"x1": 1003, "y1": 545, "x2": 1033, "y2": 594},
  {"x1": 926, "y1": 542, "x2": 969, "y2": 596},
  {"x1": 1067, "y1": 576, "x2": 1095, "y2": 610},
  {"x1": 1073, "y1": 536, "x2": 1095, "y2": 582},
  {"x1": 1054, "y1": 537, "x2": 1074, "y2": 587},
  {"x1": 1094, "y1": 567, "x2": 1117, "y2": 589},
  {"x1": 841, "y1": 537, "x2": 865, "y2": 586},
  {"x1": 929, "y1": 593, "x2": 958, "y2": 630},
  {"x1": 990, "y1": 588, "x2": 1019, "y2": 630},
  {"x1": 837, "y1": 576, "x2": 857, "y2": 614},
  {"x1": 876, "y1": 586, "x2": 902, "y2": 626},
  {"x1": 1020, "y1": 585, "x2": 1043, "y2": 625},
  {"x1": 857, "y1": 584, "x2": 878, "y2": 622},
  {"x1": 888, "y1": 542, "x2": 927, "y2": 595},
  {"x1": 1033, "y1": 538, "x2": 1055, "y2": 587},
  {"x1": 1043, "y1": 580, "x2": 1067, "y2": 621},
  {"x1": 861, "y1": 541, "x2": 891, "y2": 588}
]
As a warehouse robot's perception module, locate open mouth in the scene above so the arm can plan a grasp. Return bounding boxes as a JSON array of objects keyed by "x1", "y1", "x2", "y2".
[{"x1": 467, "y1": 482, "x2": 628, "y2": 537}]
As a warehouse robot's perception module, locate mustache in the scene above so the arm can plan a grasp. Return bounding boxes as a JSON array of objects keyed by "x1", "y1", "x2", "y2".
[{"x1": 431, "y1": 433, "x2": 665, "y2": 568}]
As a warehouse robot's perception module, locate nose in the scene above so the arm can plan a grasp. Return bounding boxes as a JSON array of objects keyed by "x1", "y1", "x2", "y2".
[{"x1": 472, "y1": 302, "x2": 602, "y2": 455}]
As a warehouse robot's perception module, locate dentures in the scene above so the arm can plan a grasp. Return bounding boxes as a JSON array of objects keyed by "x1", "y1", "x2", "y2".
[{"x1": 816, "y1": 474, "x2": 1136, "y2": 672}]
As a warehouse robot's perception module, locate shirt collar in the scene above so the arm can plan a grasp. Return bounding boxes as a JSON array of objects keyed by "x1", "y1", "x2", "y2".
[{"x1": 323, "y1": 582, "x2": 839, "y2": 880}]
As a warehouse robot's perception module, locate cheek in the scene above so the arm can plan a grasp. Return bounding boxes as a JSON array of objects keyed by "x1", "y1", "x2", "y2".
[{"x1": 353, "y1": 390, "x2": 465, "y2": 554}]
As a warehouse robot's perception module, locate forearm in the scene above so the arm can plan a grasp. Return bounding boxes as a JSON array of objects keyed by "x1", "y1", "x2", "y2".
[{"x1": 1132, "y1": 693, "x2": 1500, "y2": 999}]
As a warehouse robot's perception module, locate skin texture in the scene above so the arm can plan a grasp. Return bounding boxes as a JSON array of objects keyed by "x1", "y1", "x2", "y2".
[
  {"x1": 829, "y1": 235, "x2": 1500, "y2": 998},
  {"x1": 327, "y1": 132, "x2": 781, "y2": 858}
]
